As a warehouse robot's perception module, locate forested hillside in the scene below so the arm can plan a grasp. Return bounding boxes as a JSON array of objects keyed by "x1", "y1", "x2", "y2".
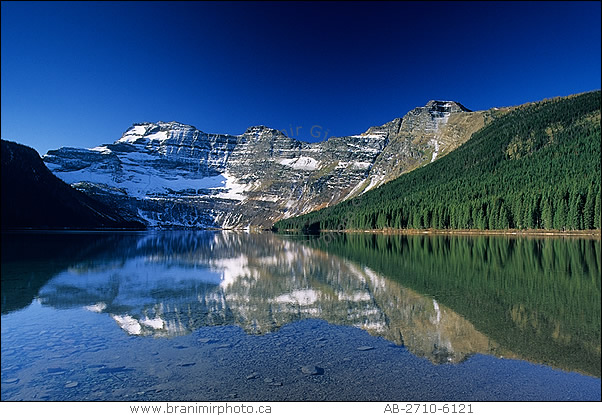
[{"x1": 274, "y1": 91, "x2": 601, "y2": 232}]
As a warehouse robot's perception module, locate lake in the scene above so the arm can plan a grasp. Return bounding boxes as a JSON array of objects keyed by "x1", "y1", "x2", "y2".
[{"x1": 1, "y1": 231, "x2": 600, "y2": 401}]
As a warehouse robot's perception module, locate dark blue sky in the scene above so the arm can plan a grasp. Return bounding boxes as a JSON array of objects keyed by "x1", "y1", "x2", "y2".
[{"x1": 2, "y1": 1, "x2": 601, "y2": 154}]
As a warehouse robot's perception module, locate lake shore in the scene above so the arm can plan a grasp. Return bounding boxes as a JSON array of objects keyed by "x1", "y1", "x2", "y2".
[{"x1": 283, "y1": 228, "x2": 602, "y2": 239}]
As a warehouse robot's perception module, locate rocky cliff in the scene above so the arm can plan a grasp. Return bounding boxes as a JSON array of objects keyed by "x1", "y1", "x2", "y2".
[{"x1": 43, "y1": 101, "x2": 489, "y2": 228}]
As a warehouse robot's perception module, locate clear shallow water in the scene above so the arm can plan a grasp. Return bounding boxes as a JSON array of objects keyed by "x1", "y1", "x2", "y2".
[{"x1": 1, "y1": 231, "x2": 600, "y2": 401}]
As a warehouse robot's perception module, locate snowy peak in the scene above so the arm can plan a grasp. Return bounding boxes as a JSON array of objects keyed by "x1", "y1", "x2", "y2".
[
  {"x1": 117, "y1": 121, "x2": 202, "y2": 145},
  {"x1": 243, "y1": 125, "x2": 282, "y2": 135}
]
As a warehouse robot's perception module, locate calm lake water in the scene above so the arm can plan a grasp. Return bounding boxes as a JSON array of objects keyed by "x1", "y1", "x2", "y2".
[{"x1": 1, "y1": 231, "x2": 600, "y2": 401}]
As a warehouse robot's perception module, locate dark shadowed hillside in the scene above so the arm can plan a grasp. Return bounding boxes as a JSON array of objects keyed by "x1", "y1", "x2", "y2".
[{"x1": 1, "y1": 140, "x2": 145, "y2": 230}]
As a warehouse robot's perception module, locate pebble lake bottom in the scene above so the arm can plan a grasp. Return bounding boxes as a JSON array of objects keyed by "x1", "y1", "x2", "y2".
[
  {"x1": 1, "y1": 231, "x2": 600, "y2": 401},
  {"x1": 2, "y1": 307, "x2": 600, "y2": 401}
]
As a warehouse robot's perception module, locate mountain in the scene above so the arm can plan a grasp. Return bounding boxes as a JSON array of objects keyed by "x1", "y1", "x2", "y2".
[
  {"x1": 1, "y1": 140, "x2": 145, "y2": 230},
  {"x1": 43, "y1": 100, "x2": 491, "y2": 229},
  {"x1": 274, "y1": 91, "x2": 602, "y2": 232}
]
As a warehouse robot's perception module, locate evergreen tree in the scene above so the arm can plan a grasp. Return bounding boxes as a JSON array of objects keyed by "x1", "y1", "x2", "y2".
[
  {"x1": 412, "y1": 209, "x2": 422, "y2": 229},
  {"x1": 498, "y1": 204, "x2": 510, "y2": 228},
  {"x1": 542, "y1": 195, "x2": 554, "y2": 229},
  {"x1": 523, "y1": 196, "x2": 535, "y2": 229},
  {"x1": 555, "y1": 197, "x2": 568, "y2": 231},
  {"x1": 568, "y1": 192, "x2": 584, "y2": 230},
  {"x1": 594, "y1": 189, "x2": 601, "y2": 229},
  {"x1": 583, "y1": 185, "x2": 595, "y2": 230}
]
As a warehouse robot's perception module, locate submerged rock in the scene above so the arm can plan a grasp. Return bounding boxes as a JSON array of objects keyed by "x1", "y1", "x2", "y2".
[
  {"x1": 98, "y1": 366, "x2": 128, "y2": 374},
  {"x1": 301, "y1": 365, "x2": 324, "y2": 375},
  {"x1": 47, "y1": 367, "x2": 67, "y2": 374},
  {"x1": 215, "y1": 343, "x2": 232, "y2": 349}
]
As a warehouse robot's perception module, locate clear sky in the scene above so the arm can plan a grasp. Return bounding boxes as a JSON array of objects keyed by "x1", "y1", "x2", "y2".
[{"x1": 1, "y1": 1, "x2": 601, "y2": 154}]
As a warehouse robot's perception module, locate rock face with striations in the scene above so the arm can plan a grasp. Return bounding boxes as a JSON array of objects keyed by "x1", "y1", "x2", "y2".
[{"x1": 43, "y1": 101, "x2": 489, "y2": 228}]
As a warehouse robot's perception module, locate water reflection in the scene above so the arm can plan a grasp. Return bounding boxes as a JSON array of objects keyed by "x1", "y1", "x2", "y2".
[
  {"x1": 304, "y1": 233, "x2": 601, "y2": 377},
  {"x1": 1, "y1": 231, "x2": 600, "y2": 377}
]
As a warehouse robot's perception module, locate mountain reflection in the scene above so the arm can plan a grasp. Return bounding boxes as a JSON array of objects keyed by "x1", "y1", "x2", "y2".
[
  {"x1": 33, "y1": 231, "x2": 499, "y2": 365},
  {"x1": 305, "y1": 233, "x2": 601, "y2": 378},
  {"x1": 4, "y1": 231, "x2": 599, "y2": 377}
]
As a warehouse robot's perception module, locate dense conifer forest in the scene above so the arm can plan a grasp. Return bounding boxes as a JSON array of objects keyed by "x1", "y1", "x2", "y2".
[{"x1": 274, "y1": 91, "x2": 601, "y2": 232}]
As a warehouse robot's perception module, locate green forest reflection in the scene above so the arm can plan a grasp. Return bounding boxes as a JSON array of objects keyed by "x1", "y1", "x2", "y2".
[{"x1": 296, "y1": 233, "x2": 601, "y2": 377}]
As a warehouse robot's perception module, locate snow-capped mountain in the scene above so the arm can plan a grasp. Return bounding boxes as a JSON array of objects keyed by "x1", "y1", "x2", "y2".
[{"x1": 43, "y1": 101, "x2": 488, "y2": 228}]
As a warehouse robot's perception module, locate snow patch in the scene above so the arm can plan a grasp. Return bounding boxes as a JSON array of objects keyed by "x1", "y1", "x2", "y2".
[
  {"x1": 112, "y1": 314, "x2": 142, "y2": 335},
  {"x1": 118, "y1": 125, "x2": 147, "y2": 143},
  {"x1": 275, "y1": 289, "x2": 319, "y2": 306},
  {"x1": 84, "y1": 302, "x2": 107, "y2": 313},
  {"x1": 338, "y1": 292, "x2": 372, "y2": 302},
  {"x1": 342, "y1": 178, "x2": 368, "y2": 201},
  {"x1": 140, "y1": 316, "x2": 165, "y2": 330},
  {"x1": 255, "y1": 195, "x2": 279, "y2": 203},
  {"x1": 432, "y1": 299, "x2": 441, "y2": 324},
  {"x1": 352, "y1": 161, "x2": 372, "y2": 170},
  {"x1": 146, "y1": 130, "x2": 169, "y2": 142},
  {"x1": 349, "y1": 133, "x2": 387, "y2": 139},
  {"x1": 364, "y1": 175, "x2": 385, "y2": 193},
  {"x1": 430, "y1": 139, "x2": 440, "y2": 162},
  {"x1": 89, "y1": 146, "x2": 112, "y2": 154},
  {"x1": 54, "y1": 164, "x2": 248, "y2": 201},
  {"x1": 278, "y1": 156, "x2": 319, "y2": 171},
  {"x1": 363, "y1": 267, "x2": 386, "y2": 290},
  {"x1": 210, "y1": 254, "x2": 252, "y2": 287},
  {"x1": 354, "y1": 321, "x2": 386, "y2": 331},
  {"x1": 218, "y1": 172, "x2": 250, "y2": 201}
]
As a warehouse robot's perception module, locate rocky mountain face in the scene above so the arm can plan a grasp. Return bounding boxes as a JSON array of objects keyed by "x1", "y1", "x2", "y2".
[{"x1": 43, "y1": 101, "x2": 489, "y2": 228}]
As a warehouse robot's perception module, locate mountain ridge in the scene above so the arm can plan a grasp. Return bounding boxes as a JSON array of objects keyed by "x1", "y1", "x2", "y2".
[
  {"x1": 44, "y1": 99, "x2": 488, "y2": 229},
  {"x1": 274, "y1": 90, "x2": 602, "y2": 232}
]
